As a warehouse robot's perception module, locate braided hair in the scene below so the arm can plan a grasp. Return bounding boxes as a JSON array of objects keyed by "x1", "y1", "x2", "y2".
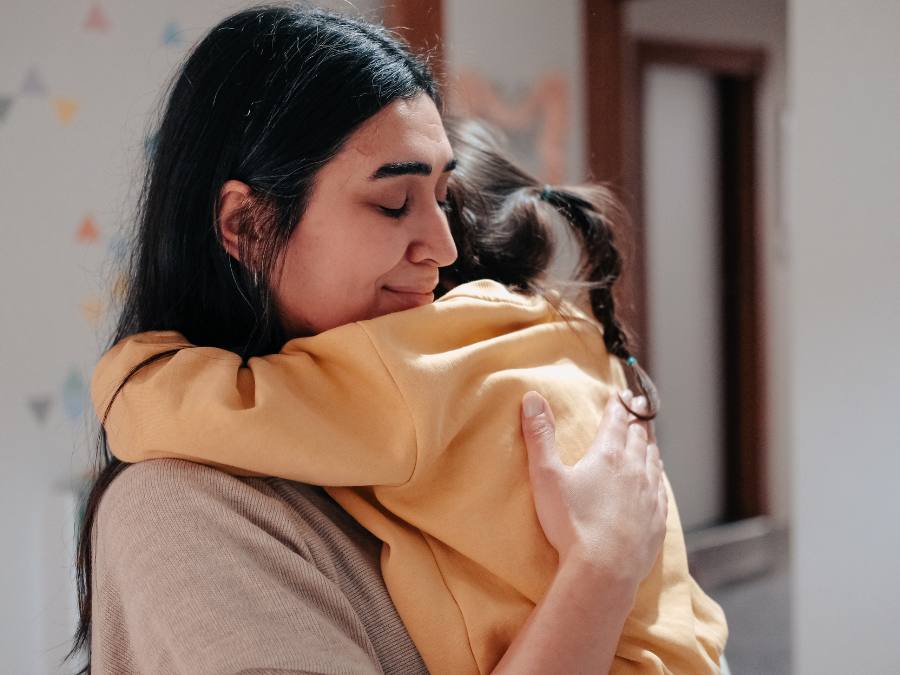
[{"x1": 440, "y1": 117, "x2": 659, "y2": 419}]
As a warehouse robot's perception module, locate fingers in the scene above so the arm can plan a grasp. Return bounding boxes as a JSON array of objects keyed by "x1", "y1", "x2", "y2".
[
  {"x1": 647, "y1": 419, "x2": 658, "y2": 446},
  {"x1": 622, "y1": 394, "x2": 654, "y2": 466},
  {"x1": 650, "y1": 444, "x2": 666, "y2": 524},
  {"x1": 624, "y1": 422, "x2": 649, "y2": 468},
  {"x1": 658, "y1": 474, "x2": 669, "y2": 521},
  {"x1": 589, "y1": 390, "x2": 632, "y2": 458},
  {"x1": 521, "y1": 392, "x2": 564, "y2": 477},
  {"x1": 645, "y1": 437, "x2": 661, "y2": 484},
  {"x1": 629, "y1": 394, "x2": 649, "y2": 420}
]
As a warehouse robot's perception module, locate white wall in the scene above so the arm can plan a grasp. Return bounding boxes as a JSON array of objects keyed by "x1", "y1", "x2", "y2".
[
  {"x1": 444, "y1": 0, "x2": 586, "y2": 182},
  {"x1": 787, "y1": 0, "x2": 900, "y2": 672},
  {"x1": 643, "y1": 66, "x2": 724, "y2": 530},
  {"x1": 626, "y1": 0, "x2": 791, "y2": 525},
  {"x1": 0, "y1": 2, "x2": 380, "y2": 672}
]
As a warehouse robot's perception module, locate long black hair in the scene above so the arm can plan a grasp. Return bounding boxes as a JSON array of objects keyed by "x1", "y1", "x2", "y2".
[
  {"x1": 439, "y1": 118, "x2": 659, "y2": 416},
  {"x1": 71, "y1": 7, "x2": 440, "y2": 671}
]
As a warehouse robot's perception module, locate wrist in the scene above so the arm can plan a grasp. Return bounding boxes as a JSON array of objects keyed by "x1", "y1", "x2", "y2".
[
  {"x1": 557, "y1": 545, "x2": 640, "y2": 612},
  {"x1": 492, "y1": 539, "x2": 640, "y2": 674}
]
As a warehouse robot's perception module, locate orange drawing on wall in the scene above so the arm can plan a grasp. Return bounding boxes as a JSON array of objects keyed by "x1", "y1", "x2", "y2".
[
  {"x1": 76, "y1": 213, "x2": 100, "y2": 242},
  {"x1": 448, "y1": 69, "x2": 569, "y2": 184},
  {"x1": 54, "y1": 96, "x2": 80, "y2": 127},
  {"x1": 84, "y1": 3, "x2": 111, "y2": 32}
]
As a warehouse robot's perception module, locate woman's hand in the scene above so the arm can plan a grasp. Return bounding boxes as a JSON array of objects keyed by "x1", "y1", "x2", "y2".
[
  {"x1": 491, "y1": 390, "x2": 667, "y2": 675},
  {"x1": 521, "y1": 389, "x2": 667, "y2": 586}
]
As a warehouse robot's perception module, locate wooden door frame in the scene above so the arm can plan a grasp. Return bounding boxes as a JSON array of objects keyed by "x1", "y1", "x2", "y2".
[
  {"x1": 584, "y1": 0, "x2": 626, "y2": 186},
  {"x1": 383, "y1": 0, "x2": 446, "y2": 79},
  {"x1": 626, "y1": 39, "x2": 768, "y2": 521}
]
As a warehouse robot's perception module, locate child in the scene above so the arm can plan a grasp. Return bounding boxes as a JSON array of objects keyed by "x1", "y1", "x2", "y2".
[{"x1": 92, "y1": 119, "x2": 727, "y2": 675}]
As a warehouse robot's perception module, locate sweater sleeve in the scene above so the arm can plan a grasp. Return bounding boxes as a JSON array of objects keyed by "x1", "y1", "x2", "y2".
[
  {"x1": 92, "y1": 459, "x2": 414, "y2": 675},
  {"x1": 91, "y1": 329, "x2": 416, "y2": 487}
]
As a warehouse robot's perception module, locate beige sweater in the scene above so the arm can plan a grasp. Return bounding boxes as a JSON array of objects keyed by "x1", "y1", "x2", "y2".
[{"x1": 93, "y1": 458, "x2": 429, "y2": 675}]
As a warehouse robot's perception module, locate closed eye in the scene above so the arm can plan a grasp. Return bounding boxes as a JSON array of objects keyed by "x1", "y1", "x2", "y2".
[{"x1": 380, "y1": 202, "x2": 409, "y2": 219}]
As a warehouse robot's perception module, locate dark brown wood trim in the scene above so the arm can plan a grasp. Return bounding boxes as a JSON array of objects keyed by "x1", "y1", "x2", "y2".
[
  {"x1": 637, "y1": 39, "x2": 765, "y2": 77},
  {"x1": 583, "y1": 1, "x2": 650, "y2": 363},
  {"x1": 383, "y1": 0, "x2": 445, "y2": 80},
  {"x1": 584, "y1": 0, "x2": 625, "y2": 186},
  {"x1": 626, "y1": 39, "x2": 769, "y2": 521},
  {"x1": 718, "y1": 74, "x2": 767, "y2": 519}
]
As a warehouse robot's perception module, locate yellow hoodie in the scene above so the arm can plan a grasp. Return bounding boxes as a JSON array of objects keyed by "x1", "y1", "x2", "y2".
[{"x1": 92, "y1": 280, "x2": 727, "y2": 675}]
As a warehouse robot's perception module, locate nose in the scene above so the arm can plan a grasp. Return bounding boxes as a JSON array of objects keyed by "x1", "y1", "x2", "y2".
[{"x1": 408, "y1": 201, "x2": 458, "y2": 268}]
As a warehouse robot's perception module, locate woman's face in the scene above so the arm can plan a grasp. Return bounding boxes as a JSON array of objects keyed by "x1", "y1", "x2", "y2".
[{"x1": 274, "y1": 94, "x2": 458, "y2": 337}]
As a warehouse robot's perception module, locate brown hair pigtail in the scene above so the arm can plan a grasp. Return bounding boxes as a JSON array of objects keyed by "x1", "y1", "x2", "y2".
[{"x1": 540, "y1": 185, "x2": 659, "y2": 419}]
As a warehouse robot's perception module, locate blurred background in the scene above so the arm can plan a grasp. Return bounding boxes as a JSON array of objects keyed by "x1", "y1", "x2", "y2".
[{"x1": 1, "y1": 0, "x2": 897, "y2": 673}]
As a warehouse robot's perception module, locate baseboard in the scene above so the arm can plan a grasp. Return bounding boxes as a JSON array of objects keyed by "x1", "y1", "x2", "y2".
[{"x1": 685, "y1": 516, "x2": 788, "y2": 590}]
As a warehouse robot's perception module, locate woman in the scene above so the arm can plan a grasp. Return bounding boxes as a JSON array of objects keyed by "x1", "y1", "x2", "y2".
[{"x1": 74, "y1": 7, "x2": 680, "y2": 675}]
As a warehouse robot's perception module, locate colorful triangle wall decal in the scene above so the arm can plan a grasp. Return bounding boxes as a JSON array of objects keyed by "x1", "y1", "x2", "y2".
[
  {"x1": 0, "y1": 97, "x2": 12, "y2": 123},
  {"x1": 84, "y1": 3, "x2": 110, "y2": 32},
  {"x1": 62, "y1": 369, "x2": 87, "y2": 422},
  {"x1": 108, "y1": 235, "x2": 128, "y2": 263},
  {"x1": 63, "y1": 369, "x2": 85, "y2": 396},
  {"x1": 54, "y1": 96, "x2": 80, "y2": 128},
  {"x1": 112, "y1": 274, "x2": 130, "y2": 301},
  {"x1": 28, "y1": 395, "x2": 53, "y2": 425},
  {"x1": 80, "y1": 298, "x2": 104, "y2": 328},
  {"x1": 162, "y1": 20, "x2": 182, "y2": 46},
  {"x1": 143, "y1": 131, "x2": 158, "y2": 160},
  {"x1": 76, "y1": 213, "x2": 100, "y2": 242},
  {"x1": 21, "y1": 67, "x2": 46, "y2": 95}
]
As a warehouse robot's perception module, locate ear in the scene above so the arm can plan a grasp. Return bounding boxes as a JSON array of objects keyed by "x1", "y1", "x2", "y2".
[{"x1": 217, "y1": 180, "x2": 252, "y2": 261}]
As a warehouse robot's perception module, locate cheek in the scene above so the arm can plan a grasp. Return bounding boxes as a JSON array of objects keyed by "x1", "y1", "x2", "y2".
[{"x1": 273, "y1": 214, "x2": 407, "y2": 334}]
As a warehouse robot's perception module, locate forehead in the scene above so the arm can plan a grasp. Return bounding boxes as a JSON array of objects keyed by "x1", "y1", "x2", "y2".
[{"x1": 338, "y1": 95, "x2": 451, "y2": 172}]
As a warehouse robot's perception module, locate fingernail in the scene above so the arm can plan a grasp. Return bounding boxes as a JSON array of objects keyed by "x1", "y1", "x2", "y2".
[
  {"x1": 633, "y1": 396, "x2": 647, "y2": 413},
  {"x1": 620, "y1": 389, "x2": 634, "y2": 401},
  {"x1": 523, "y1": 391, "x2": 545, "y2": 418}
]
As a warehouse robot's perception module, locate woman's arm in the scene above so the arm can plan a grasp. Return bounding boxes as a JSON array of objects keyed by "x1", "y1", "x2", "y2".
[{"x1": 493, "y1": 391, "x2": 667, "y2": 675}]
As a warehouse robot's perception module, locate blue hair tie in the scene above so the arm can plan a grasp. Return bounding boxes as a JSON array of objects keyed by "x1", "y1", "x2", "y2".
[
  {"x1": 540, "y1": 184, "x2": 553, "y2": 201},
  {"x1": 626, "y1": 357, "x2": 637, "y2": 366}
]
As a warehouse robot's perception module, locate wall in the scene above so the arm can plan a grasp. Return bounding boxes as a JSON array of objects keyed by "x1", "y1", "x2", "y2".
[
  {"x1": 444, "y1": 0, "x2": 586, "y2": 183},
  {"x1": 625, "y1": 0, "x2": 791, "y2": 525},
  {"x1": 642, "y1": 66, "x2": 725, "y2": 530},
  {"x1": 0, "y1": 2, "x2": 380, "y2": 672},
  {"x1": 787, "y1": 0, "x2": 900, "y2": 671}
]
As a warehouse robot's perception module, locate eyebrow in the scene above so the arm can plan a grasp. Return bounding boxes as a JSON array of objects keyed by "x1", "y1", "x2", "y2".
[{"x1": 369, "y1": 157, "x2": 458, "y2": 180}]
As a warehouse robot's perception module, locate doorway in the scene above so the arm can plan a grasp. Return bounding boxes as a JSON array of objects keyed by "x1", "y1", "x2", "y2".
[{"x1": 634, "y1": 41, "x2": 766, "y2": 529}]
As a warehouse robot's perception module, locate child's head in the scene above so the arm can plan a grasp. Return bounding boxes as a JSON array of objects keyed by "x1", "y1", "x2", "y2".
[{"x1": 440, "y1": 118, "x2": 659, "y2": 417}]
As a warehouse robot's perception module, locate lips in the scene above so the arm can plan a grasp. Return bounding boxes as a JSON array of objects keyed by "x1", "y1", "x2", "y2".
[
  {"x1": 383, "y1": 286, "x2": 435, "y2": 296},
  {"x1": 382, "y1": 276, "x2": 438, "y2": 295},
  {"x1": 382, "y1": 282, "x2": 437, "y2": 310}
]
